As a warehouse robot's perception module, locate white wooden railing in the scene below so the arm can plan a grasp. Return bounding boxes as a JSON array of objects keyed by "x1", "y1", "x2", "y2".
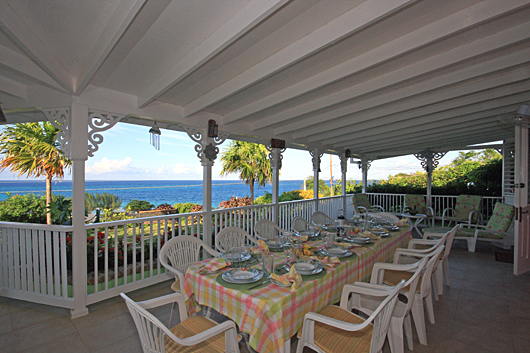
[
  {"x1": 0, "y1": 222, "x2": 74, "y2": 308},
  {"x1": 0, "y1": 193, "x2": 503, "y2": 312}
]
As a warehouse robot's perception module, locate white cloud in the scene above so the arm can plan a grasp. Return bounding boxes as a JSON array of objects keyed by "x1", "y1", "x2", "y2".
[{"x1": 86, "y1": 157, "x2": 132, "y2": 175}]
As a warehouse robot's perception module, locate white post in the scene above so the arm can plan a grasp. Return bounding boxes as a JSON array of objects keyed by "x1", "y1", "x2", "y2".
[
  {"x1": 310, "y1": 149, "x2": 322, "y2": 211},
  {"x1": 340, "y1": 154, "x2": 348, "y2": 217},
  {"x1": 270, "y1": 148, "x2": 281, "y2": 224},
  {"x1": 203, "y1": 155, "x2": 213, "y2": 252},
  {"x1": 414, "y1": 151, "x2": 446, "y2": 211},
  {"x1": 360, "y1": 157, "x2": 371, "y2": 194},
  {"x1": 185, "y1": 125, "x2": 226, "y2": 254},
  {"x1": 70, "y1": 102, "x2": 89, "y2": 318}
]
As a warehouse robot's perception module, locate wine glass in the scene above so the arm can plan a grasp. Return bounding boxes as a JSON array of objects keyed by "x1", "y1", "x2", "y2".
[{"x1": 283, "y1": 242, "x2": 293, "y2": 264}]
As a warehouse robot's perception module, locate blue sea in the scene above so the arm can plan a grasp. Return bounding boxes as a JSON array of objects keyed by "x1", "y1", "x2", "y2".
[{"x1": 0, "y1": 180, "x2": 310, "y2": 208}]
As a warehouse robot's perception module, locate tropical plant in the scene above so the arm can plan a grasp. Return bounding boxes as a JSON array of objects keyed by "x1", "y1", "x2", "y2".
[
  {"x1": 218, "y1": 196, "x2": 252, "y2": 208},
  {"x1": 220, "y1": 141, "x2": 272, "y2": 204},
  {"x1": 125, "y1": 199, "x2": 154, "y2": 212},
  {"x1": 0, "y1": 122, "x2": 71, "y2": 224},
  {"x1": 48, "y1": 194, "x2": 72, "y2": 225},
  {"x1": 85, "y1": 192, "x2": 122, "y2": 212}
]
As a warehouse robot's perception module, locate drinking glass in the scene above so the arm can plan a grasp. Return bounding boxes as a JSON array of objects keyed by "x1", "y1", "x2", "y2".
[
  {"x1": 293, "y1": 239, "x2": 303, "y2": 261},
  {"x1": 262, "y1": 254, "x2": 274, "y2": 277},
  {"x1": 283, "y1": 242, "x2": 293, "y2": 263},
  {"x1": 230, "y1": 246, "x2": 242, "y2": 268}
]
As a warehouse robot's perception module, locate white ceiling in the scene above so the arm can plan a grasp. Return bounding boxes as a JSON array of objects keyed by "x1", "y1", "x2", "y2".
[{"x1": 1, "y1": 0, "x2": 529, "y2": 160}]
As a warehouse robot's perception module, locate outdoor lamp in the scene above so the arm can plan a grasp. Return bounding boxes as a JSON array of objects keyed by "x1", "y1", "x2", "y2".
[{"x1": 208, "y1": 119, "x2": 218, "y2": 138}]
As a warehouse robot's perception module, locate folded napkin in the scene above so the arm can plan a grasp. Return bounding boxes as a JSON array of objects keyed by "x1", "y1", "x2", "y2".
[
  {"x1": 302, "y1": 244, "x2": 312, "y2": 256},
  {"x1": 310, "y1": 256, "x2": 341, "y2": 267},
  {"x1": 198, "y1": 257, "x2": 231, "y2": 274},
  {"x1": 257, "y1": 240, "x2": 269, "y2": 253},
  {"x1": 396, "y1": 218, "x2": 409, "y2": 227},
  {"x1": 271, "y1": 265, "x2": 302, "y2": 291},
  {"x1": 358, "y1": 231, "x2": 381, "y2": 240},
  {"x1": 335, "y1": 242, "x2": 362, "y2": 249}
]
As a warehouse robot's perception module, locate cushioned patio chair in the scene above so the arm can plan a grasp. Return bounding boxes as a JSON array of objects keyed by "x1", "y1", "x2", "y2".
[
  {"x1": 254, "y1": 219, "x2": 291, "y2": 240},
  {"x1": 215, "y1": 226, "x2": 258, "y2": 253},
  {"x1": 121, "y1": 292, "x2": 240, "y2": 353},
  {"x1": 402, "y1": 194, "x2": 434, "y2": 226},
  {"x1": 351, "y1": 194, "x2": 384, "y2": 214},
  {"x1": 160, "y1": 235, "x2": 221, "y2": 324},
  {"x1": 296, "y1": 280, "x2": 406, "y2": 353},
  {"x1": 441, "y1": 194, "x2": 482, "y2": 227},
  {"x1": 424, "y1": 202, "x2": 515, "y2": 252}
]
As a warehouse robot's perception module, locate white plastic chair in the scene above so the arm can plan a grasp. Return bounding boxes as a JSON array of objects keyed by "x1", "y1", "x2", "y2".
[
  {"x1": 411, "y1": 225, "x2": 459, "y2": 296},
  {"x1": 121, "y1": 292, "x2": 240, "y2": 353},
  {"x1": 371, "y1": 212, "x2": 400, "y2": 224},
  {"x1": 388, "y1": 245, "x2": 445, "y2": 346},
  {"x1": 311, "y1": 211, "x2": 336, "y2": 226},
  {"x1": 215, "y1": 226, "x2": 258, "y2": 253},
  {"x1": 348, "y1": 257, "x2": 429, "y2": 353},
  {"x1": 292, "y1": 216, "x2": 314, "y2": 232},
  {"x1": 254, "y1": 219, "x2": 291, "y2": 240},
  {"x1": 296, "y1": 280, "x2": 406, "y2": 353},
  {"x1": 159, "y1": 235, "x2": 221, "y2": 324}
]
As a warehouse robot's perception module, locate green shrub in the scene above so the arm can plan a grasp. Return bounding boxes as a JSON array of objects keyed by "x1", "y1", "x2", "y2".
[
  {"x1": 254, "y1": 192, "x2": 272, "y2": 205},
  {"x1": 0, "y1": 193, "x2": 49, "y2": 223},
  {"x1": 126, "y1": 199, "x2": 154, "y2": 212},
  {"x1": 173, "y1": 202, "x2": 200, "y2": 213}
]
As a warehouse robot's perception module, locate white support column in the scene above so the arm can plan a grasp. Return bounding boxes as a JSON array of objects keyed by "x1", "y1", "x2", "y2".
[
  {"x1": 360, "y1": 157, "x2": 372, "y2": 194},
  {"x1": 414, "y1": 151, "x2": 446, "y2": 207},
  {"x1": 268, "y1": 146, "x2": 284, "y2": 224},
  {"x1": 310, "y1": 149, "x2": 323, "y2": 211},
  {"x1": 69, "y1": 103, "x2": 89, "y2": 318},
  {"x1": 186, "y1": 126, "x2": 227, "y2": 253},
  {"x1": 340, "y1": 153, "x2": 348, "y2": 217}
]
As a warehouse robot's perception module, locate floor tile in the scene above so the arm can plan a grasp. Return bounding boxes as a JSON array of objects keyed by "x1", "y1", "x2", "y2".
[
  {"x1": 0, "y1": 331, "x2": 16, "y2": 353},
  {"x1": 0, "y1": 313, "x2": 13, "y2": 335},
  {"x1": 78, "y1": 313, "x2": 137, "y2": 351},
  {"x1": 13, "y1": 318, "x2": 77, "y2": 351},
  {"x1": 17, "y1": 331, "x2": 89, "y2": 353}
]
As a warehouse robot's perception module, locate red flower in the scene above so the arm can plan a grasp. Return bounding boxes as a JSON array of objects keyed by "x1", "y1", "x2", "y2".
[
  {"x1": 87, "y1": 236, "x2": 94, "y2": 242},
  {"x1": 66, "y1": 236, "x2": 72, "y2": 242}
]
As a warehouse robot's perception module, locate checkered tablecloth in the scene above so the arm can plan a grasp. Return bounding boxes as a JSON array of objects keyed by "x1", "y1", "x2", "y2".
[{"x1": 183, "y1": 228, "x2": 411, "y2": 352}]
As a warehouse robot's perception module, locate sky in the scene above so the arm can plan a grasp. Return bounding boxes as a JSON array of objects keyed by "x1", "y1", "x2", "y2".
[{"x1": 0, "y1": 122, "x2": 461, "y2": 182}]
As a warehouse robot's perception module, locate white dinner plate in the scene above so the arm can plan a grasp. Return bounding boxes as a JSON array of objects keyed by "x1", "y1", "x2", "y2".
[
  {"x1": 222, "y1": 269, "x2": 263, "y2": 284},
  {"x1": 221, "y1": 252, "x2": 251, "y2": 262},
  {"x1": 344, "y1": 236, "x2": 372, "y2": 244},
  {"x1": 294, "y1": 262, "x2": 316, "y2": 273},
  {"x1": 319, "y1": 248, "x2": 353, "y2": 258}
]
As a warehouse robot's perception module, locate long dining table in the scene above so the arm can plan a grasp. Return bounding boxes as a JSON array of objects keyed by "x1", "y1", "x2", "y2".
[{"x1": 183, "y1": 226, "x2": 412, "y2": 353}]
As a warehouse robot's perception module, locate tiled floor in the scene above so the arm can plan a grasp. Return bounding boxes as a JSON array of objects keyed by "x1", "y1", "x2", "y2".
[{"x1": 0, "y1": 241, "x2": 529, "y2": 353}]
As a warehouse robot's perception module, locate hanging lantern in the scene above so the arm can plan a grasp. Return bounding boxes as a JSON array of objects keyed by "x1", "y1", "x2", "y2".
[{"x1": 149, "y1": 121, "x2": 161, "y2": 150}]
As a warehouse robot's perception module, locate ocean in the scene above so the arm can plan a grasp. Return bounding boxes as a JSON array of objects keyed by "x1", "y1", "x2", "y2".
[{"x1": 0, "y1": 180, "x2": 309, "y2": 208}]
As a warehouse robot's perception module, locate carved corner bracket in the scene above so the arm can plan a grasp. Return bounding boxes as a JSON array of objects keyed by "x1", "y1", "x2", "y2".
[
  {"x1": 44, "y1": 107, "x2": 70, "y2": 157},
  {"x1": 185, "y1": 126, "x2": 228, "y2": 165},
  {"x1": 87, "y1": 111, "x2": 125, "y2": 157}
]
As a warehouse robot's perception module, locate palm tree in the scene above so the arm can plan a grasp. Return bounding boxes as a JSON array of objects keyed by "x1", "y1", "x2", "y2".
[
  {"x1": 0, "y1": 122, "x2": 71, "y2": 224},
  {"x1": 220, "y1": 141, "x2": 272, "y2": 204}
]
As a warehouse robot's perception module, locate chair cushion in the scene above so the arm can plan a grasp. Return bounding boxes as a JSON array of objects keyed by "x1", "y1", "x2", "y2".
[
  {"x1": 353, "y1": 194, "x2": 373, "y2": 212},
  {"x1": 485, "y1": 203, "x2": 515, "y2": 233},
  {"x1": 453, "y1": 195, "x2": 481, "y2": 222},
  {"x1": 424, "y1": 226, "x2": 504, "y2": 240},
  {"x1": 404, "y1": 194, "x2": 427, "y2": 215},
  {"x1": 297, "y1": 305, "x2": 373, "y2": 353},
  {"x1": 166, "y1": 316, "x2": 226, "y2": 353},
  {"x1": 382, "y1": 270, "x2": 419, "y2": 293},
  {"x1": 171, "y1": 279, "x2": 181, "y2": 292}
]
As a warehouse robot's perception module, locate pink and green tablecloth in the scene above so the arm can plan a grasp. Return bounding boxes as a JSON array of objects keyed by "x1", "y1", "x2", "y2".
[{"x1": 183, "y1": 227, "x2": 411, "y2": 353}]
